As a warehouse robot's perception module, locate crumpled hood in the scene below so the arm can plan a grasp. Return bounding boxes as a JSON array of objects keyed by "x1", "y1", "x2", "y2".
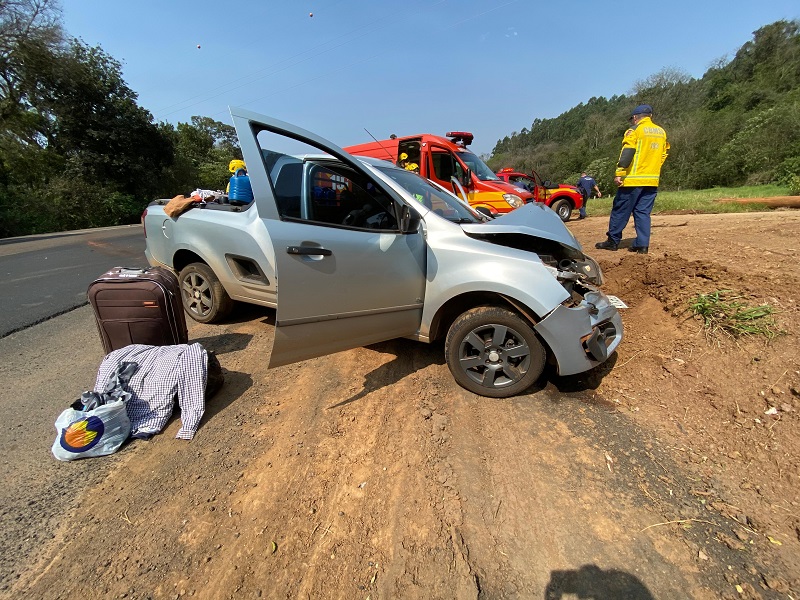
[{"x1": 460, "y1": 203, "x2": 582, "y2": 251}]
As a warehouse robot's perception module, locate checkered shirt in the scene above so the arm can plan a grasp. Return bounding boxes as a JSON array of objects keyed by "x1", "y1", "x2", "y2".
[{"x1": 94, "y1": 344, "x2": 207, "y2": 440}]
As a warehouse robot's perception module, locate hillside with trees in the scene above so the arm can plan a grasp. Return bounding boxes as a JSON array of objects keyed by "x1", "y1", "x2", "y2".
[{"x1": 488, "y1": 20, "x2": 800, "y2": 193}]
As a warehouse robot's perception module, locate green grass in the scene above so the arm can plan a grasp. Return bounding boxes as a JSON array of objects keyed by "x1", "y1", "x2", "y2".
[
  {"x1": 585, "y1": 184, "x2": 791, "y2": 216},
  {"x1": 688, "y1": 290, "x2": 783, "y2": 340}
]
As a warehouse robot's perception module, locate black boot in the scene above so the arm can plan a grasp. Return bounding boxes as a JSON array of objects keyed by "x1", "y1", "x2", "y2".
[
  {"x1": 595, "y1": 238, "x2": 618, "y2": 251},
  {"x1": 628, "y1": 246, "x2": 648, "y2": 254}
]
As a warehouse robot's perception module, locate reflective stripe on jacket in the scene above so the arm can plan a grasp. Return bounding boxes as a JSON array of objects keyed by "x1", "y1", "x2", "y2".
[{"x1": 615, "y1": 116, "x2": 669, "y2": 187}]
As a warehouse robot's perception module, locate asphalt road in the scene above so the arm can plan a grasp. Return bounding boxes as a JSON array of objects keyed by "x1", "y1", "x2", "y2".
[{"x1": 0, "y1": 225, "x2": 149, "y2": 337}]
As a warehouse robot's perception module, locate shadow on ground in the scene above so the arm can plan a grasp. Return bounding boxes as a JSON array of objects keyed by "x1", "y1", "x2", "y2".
[
  {"x1": 329, "y1": 339, "x2": 445, "y2": 408},
  {"x1": 192, "y1": 332, "x2": 254, "y2": 355},
  {"x1": 545, "y1": 564, "x2": 654, "y2": 600},
  {"x1": 546, "y1": 353, "x2": 619, "y2": 395}
]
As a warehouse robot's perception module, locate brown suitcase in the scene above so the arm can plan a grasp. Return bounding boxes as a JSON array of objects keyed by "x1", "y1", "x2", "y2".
[{"x1": 88, "y1": 266, "x2": 188, "y2": 354}]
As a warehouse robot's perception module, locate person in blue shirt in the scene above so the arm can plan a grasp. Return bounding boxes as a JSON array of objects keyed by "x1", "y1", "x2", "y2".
[
  {"x1": 512, "y1": 178, "x2": 531, "y2": 192},
  {"x1": 576, "y1": 172, "x2": 601, "y2": 219}
]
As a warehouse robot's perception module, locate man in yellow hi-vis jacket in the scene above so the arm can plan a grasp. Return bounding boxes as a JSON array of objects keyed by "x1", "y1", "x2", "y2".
[{"x1": 596, "y1": 104, "x2": 669, "y2": 254}]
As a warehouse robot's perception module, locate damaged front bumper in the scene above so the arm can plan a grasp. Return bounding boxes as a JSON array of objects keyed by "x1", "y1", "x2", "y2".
[{"x1": 534, "y1": 289, "x2": 624, "y2": 376}]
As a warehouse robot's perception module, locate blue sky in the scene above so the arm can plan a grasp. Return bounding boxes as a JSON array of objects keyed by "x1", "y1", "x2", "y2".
[{"x1": 62, "y1": 0, "x2": 799, "y2": 155}]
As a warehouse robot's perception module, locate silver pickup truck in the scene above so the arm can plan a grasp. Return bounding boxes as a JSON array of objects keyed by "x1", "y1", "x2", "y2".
[{"x1": 143, "y1": 108, "x2": 623, "y2": 398}]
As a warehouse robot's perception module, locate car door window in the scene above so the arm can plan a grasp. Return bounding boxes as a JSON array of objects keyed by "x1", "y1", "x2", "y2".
[
  {"x1": 258, "y1": 131, "x2": 398, "y2": 231},
  {"x1": 511, "y1": 176, "x2": 535, "y2": 190},
  {"x1": 514, "y1": 176, "x2": 535, "y2": 188},
  {"x1": 307, "y1": 162, "x2": 398, "y2": 230},
  {"x1": 430, "y1": 146, "x2": 457, "y2": 184}
]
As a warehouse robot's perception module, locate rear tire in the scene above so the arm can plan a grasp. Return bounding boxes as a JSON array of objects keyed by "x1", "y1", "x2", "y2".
[
  {"x1": 445, "y1": 306, "x2": 546, "y2": 398},
  {"x1": 179, "y1": 262, "x2": 234, "y2": 324},
  {"x1": 550, "y1": 198, "x2": 572, "y2": 222}
]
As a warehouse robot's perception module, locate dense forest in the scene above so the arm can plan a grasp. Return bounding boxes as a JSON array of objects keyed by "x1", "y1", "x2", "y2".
[
  {"x1": 488, "y1": 20, "x2": 800, "y2": 194},
  {"x1": 0, "y1": 0, "x2": 241, "y2": 238},
  {"x1": 1, "y1": 3, "x2": 798, "y2": 238}
]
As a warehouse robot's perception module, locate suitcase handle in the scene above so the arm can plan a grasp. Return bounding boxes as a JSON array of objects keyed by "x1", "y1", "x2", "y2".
[{"x1": 117, "y1": 267, "x2": 147, "y2": 275}]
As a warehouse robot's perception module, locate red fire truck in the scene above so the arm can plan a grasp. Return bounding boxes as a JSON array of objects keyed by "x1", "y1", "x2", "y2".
[
  {"x1": 345, "y1": 132, "x2": 534, "y2": 216},
  {"x1": 494, "y1": 168, "x2": 583, "y2": 222}
]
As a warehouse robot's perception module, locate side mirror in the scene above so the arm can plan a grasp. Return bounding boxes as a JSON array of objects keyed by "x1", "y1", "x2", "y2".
[
  {"x1": 543, "y1": 180, "x2": 559, "y2": 189},
  {"x1": 461, "y1": 168, "x2": 472, "y2": 188},
  {"x1": 400, "y1": 204, "x2": 421, "y2": 234}
]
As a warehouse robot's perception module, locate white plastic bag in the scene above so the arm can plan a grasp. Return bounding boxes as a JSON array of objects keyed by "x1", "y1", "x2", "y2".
[{"x1": 51, "y1": 400, "x2": 131, "y2": 461}]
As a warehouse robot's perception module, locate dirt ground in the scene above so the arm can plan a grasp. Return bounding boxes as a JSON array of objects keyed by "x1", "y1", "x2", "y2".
[{"x1": 4, "y1": 209, "x2": 800, "y2": 599}]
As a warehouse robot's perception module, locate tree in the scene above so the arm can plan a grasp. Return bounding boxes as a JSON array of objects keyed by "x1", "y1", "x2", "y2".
[
  {"x1": 0, "y1": 1, "x2": 175, "y2": 236},
  {"x1": 162, "y1": 116, "x2": 242, "y2": 193},
  {"x1": 631, "y1": 66, "x2": 692, "y2": 95},
  {"x1": 0, "y1": 0, "x2": 62, "y2": 127},
  {"x1": 718, "y1": 93, "x2": 800, "y2": 184},
  {"x1": 30, "y1": 40, "x2": 172, "y2": 196}
]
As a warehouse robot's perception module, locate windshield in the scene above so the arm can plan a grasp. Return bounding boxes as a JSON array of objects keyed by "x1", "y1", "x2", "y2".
[
  {"x1": 457, "y1": 151, "x2": 500, "y2": 181},
  {"x1": 377, "y1": 166, "x2": 484, "y2": 223}
]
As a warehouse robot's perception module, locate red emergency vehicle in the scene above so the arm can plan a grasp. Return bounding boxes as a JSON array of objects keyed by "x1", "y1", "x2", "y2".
[
  {"x1": 344, "y1": 132, "x2": 533, "y2": 216},
  {"x1": 495, "y1": 168, "x2": 583, "y2": 222}
]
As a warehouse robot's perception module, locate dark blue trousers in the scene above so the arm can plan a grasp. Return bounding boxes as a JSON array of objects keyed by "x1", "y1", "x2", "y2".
[
  {"x1": 579, "y1": 191, "x2": 589, "y2": 218},
  {"x1": 606, "y1": 186, "x2": 658, "y2": 247}
]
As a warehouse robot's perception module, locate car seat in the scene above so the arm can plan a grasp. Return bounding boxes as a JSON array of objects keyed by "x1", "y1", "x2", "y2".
[{"x1": 273, "y1": 162, "x2": 303, "y2": 218}]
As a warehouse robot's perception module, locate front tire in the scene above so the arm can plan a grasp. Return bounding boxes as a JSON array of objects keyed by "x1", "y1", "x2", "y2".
[
  {"x1": 550, "y1": 198, "x2": 572, "y2": 222},
  {"x1": 445, "y1": 306, "x2": 546, "y2": 398},
  {"x1": 179, "y1": 263, "x2": 234, "y2": 324}
]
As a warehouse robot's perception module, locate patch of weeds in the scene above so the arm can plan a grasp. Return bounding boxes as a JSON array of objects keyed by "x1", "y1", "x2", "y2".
[
  {"x1": 688, "y1": 290, "x2": 783, "y2": 340},
  {"x1": 788, "y1": 174, "x2": 800, "y2": 196}
]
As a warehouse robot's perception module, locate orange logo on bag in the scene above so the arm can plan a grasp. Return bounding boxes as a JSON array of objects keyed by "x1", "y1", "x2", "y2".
[{"x1": 59, "y1": 417, "x2": 104, "y2": 453}]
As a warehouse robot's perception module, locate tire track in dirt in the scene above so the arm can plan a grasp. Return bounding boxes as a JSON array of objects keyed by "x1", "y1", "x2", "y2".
[{"x1": 435, "y1": 388, "x2": 735, "y2": 599}]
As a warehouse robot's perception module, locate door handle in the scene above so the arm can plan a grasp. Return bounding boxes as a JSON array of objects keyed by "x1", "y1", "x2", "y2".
[{"x1": 286, "y1": 246, "x2": 332, "y2": 256}]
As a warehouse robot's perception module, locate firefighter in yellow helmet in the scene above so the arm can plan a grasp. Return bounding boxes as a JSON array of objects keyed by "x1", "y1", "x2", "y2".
[{"x1": 398, "y1": 152, "x2": 419, "y2": 173}]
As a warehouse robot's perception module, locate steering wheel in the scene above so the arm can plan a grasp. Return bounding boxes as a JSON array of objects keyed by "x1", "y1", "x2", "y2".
[
  {"x1": 367, "y1": 212, "x2": 391, "y2": 229},
  {"x1": 342, "y1": 203, "x2": 373, "y2": 228}
]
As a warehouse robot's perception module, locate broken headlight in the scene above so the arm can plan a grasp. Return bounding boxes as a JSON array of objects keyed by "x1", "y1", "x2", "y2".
[{"x1": 540, "y1": 254, "x2": 603, "y2": 287}]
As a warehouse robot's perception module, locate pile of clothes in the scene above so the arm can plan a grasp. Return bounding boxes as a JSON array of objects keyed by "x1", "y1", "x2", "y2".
[
  {"x1": 93, "y1": 343, "x2": 210, "y2": 440},
  {"x1": 52, "y1": 344, "x2": 223, "y2": 461}
]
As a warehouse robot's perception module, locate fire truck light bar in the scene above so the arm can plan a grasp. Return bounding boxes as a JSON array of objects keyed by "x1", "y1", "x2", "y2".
[{"x1": 446, "y1": 131, "x2": 474, "y2": 146}]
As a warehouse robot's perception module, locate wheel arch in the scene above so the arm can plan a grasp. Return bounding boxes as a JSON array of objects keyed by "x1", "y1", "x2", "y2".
[
  {"x1": 173, "y1": 249, "x2": 208, "y2": 274},
  {"x1": 428, "y1": 291, "x2": 545, "y2": 344},
  {"x1": 549, "y1": 194, "x2": 575, "y2": 209}
]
